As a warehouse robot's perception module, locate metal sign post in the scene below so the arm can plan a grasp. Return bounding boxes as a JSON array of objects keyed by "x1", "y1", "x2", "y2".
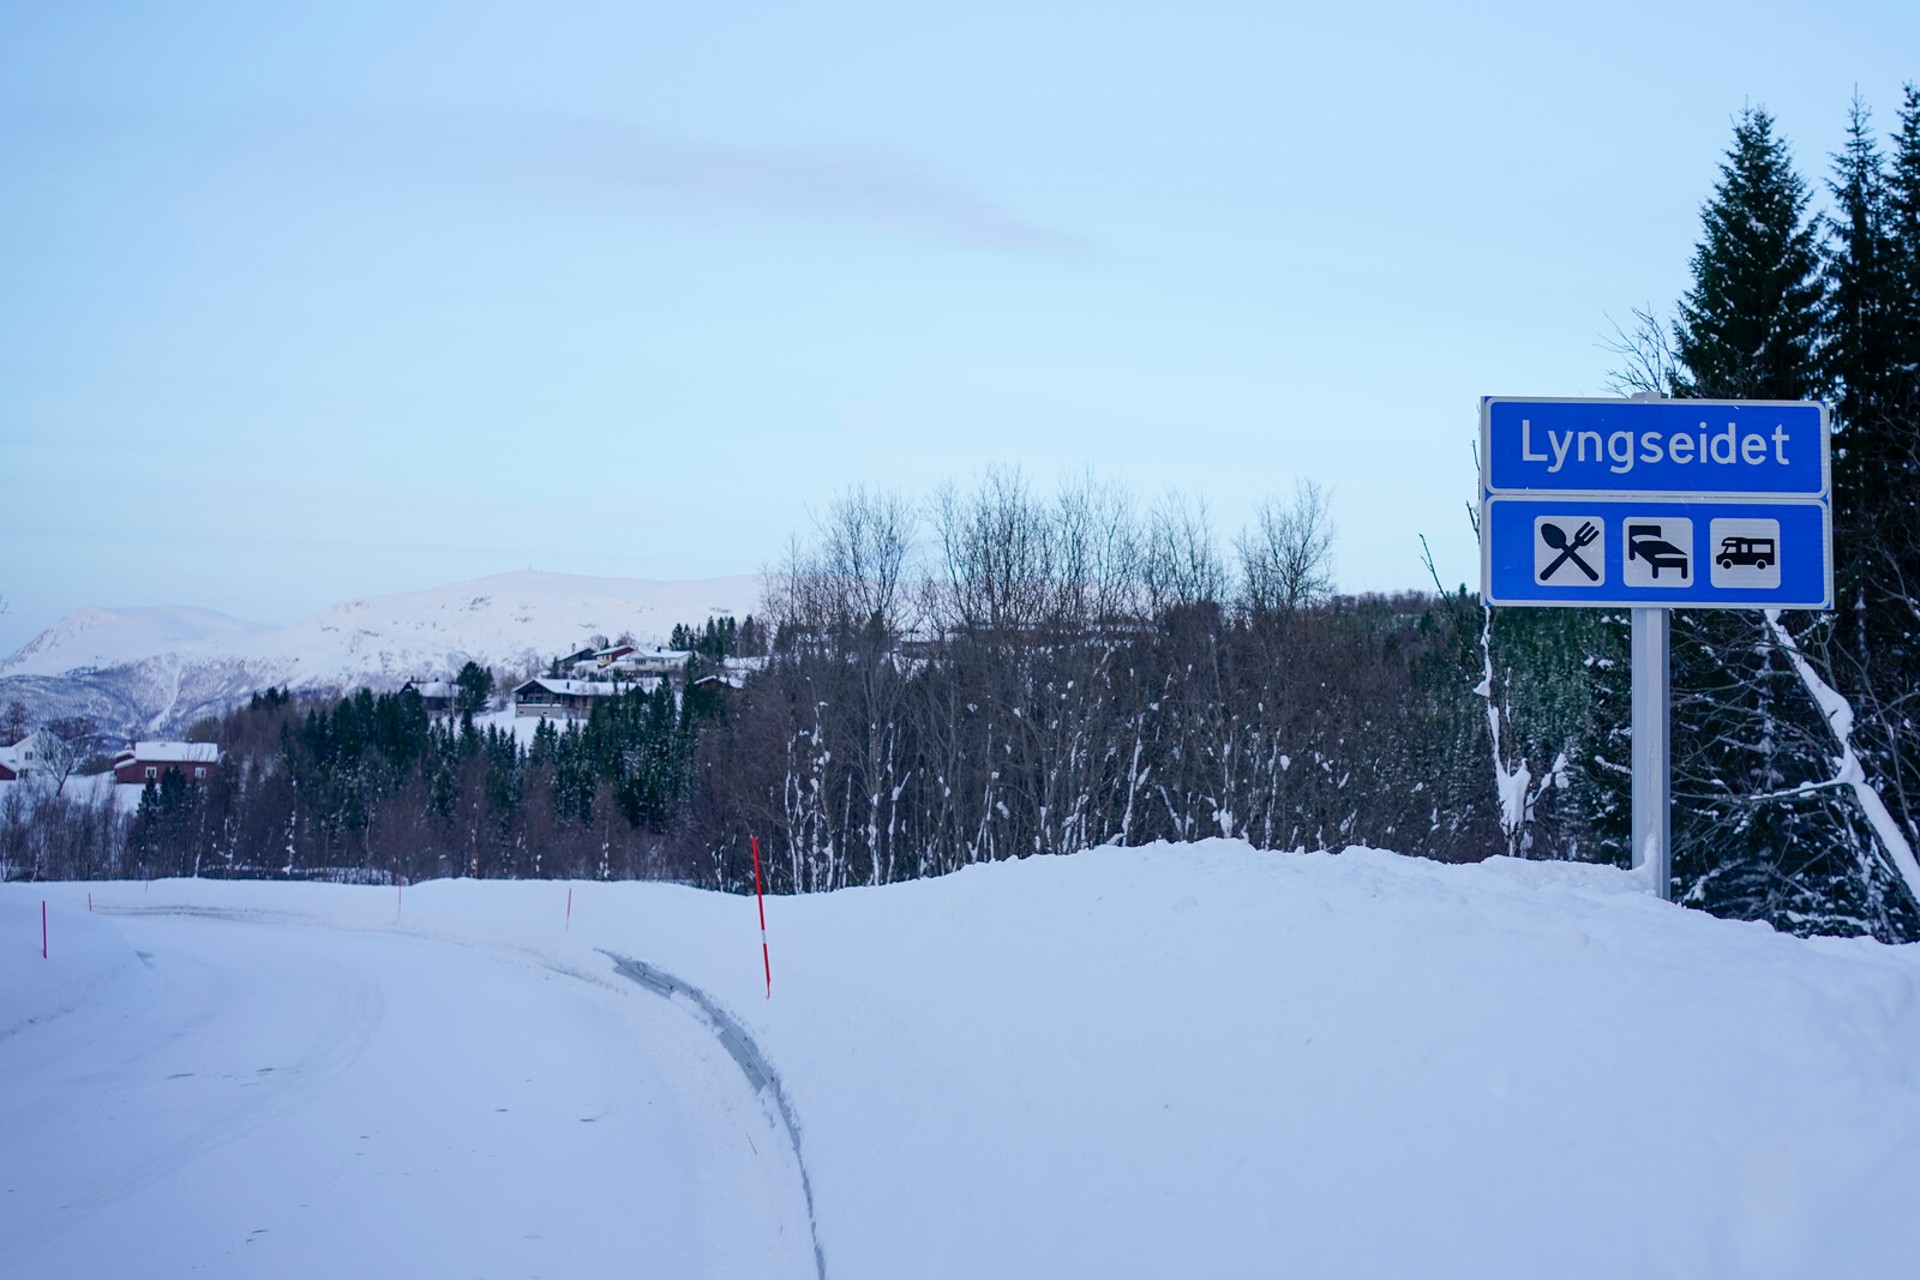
[
  {"x1": 1630, "y1": 608, "x2": 1671, "y2": 898},
  {"x1": 1479, "y1": 397, "x2": 1832, "y2": 902}
]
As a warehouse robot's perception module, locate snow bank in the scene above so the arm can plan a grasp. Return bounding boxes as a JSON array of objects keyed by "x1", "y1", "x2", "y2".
[
  {"x1": 0, "y1": 890, "x2": 145, "y2": 1035},
  {"x1": 16, "y1": 842, "x2": 1920, "y2": 1279}
]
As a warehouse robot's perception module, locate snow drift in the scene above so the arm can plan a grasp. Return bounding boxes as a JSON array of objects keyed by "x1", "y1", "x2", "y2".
[{"x1": 7, "y1": 840, "x2": 1919, "y2": 1279}]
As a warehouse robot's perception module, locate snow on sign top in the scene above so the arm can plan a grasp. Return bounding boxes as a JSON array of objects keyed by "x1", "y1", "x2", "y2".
[{"x1": 1482, "y1": 397, "x2": 1828, "y2": 498}]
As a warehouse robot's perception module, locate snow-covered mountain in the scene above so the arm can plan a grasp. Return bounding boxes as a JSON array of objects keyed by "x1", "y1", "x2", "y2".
[
  {"x1": 1, "y1": 605, "x2": 274, "y2": 676},
  {"x1": 0, "y1": 571, "x2": 762, "y2": 738}
]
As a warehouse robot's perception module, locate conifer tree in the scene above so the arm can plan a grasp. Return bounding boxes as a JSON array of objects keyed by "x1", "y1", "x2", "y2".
[
  {"x1": 1822, "y1": 95, "x2": 1907, "y2": 646},
  {"x1": 1660, "y1": 107, "x2": 1913, "y2": 934},
  {"x1": 1823, "y1": 90, "x2": 1918, "y2": 689},
  {"x1": 1890, "y1": 86, "x2": 1920, "y2": 374},
  {"x1": 454, "y1": 660, "x2": 494, "y2": 722},
  {"x1": 1837, "y1": 84, "x2": 1920, "y2": 911},
  {"x1": 1825, "y1": 96, "x2": 1902, "y2": 450},
  {"x1": 1673, "y1": 107, "x2": 1826, "y2": 400},
  {"x1": 1880, "y1": 85, "x2": 1920, "y2": 497}
]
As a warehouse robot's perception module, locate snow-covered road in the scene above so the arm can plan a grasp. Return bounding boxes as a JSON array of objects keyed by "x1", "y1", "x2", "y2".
[{"x1": 1, "y1": 909, "x2": 815, "y2": 1279}]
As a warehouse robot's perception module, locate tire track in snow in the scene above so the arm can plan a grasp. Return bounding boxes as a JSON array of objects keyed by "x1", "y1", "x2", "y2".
[
  {"x1": 601, "y1": 950, "x2": 827, "y2": 1280},
  {"x1": 100, "y1": 907, "x2": 827, "y2": 1274}
]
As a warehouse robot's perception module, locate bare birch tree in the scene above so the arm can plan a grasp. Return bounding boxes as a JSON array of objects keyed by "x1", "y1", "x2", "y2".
[{"x1": 1237, "y1": 480, "x2": 1336, "y2": 615}]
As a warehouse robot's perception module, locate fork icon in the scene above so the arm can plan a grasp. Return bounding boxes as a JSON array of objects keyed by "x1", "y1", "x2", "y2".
[{"x1": 1540, "y1": 520, "x2": 1601, "y2": 582}]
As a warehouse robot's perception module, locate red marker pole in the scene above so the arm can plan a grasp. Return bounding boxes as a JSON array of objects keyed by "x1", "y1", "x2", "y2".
[
  {"x1": 565, "y1": 886, "x2": 573, "y2": 929},
  {"x1": 42, "y1": 900, "x2": 49, "y2": 959},
  {"x1": 750, "y1": 836, "x2": 771, "y2": 998},
  {"x1": 397, "y1": 874, "x2": 404, "y2": 916},
  {"x1": 87, "y1": 892, "x2": 93, "y2": 913}
]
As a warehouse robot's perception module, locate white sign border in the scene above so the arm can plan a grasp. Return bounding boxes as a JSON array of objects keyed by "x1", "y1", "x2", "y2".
[
  {"x1": 1478, "y1": 493, "x2": 1834, "y2": 611},
  {"x1": 1479, "y1": 396, "x2": 1832, "y2": 502}
]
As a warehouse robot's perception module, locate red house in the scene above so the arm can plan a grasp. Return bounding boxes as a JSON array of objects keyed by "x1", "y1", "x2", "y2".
[{"x1": 113, "y1": 742, "x2": 220, "y2": 785}]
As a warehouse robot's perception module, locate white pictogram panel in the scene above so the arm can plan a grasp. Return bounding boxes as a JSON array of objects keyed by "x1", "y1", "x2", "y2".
[
  {"x1": 1622, "y1": 518, "x2": 1692, "y2": 589},
  {"x1": 1709, "y1": 517, "x2": 1783, "y2": 589},
  {"x1": 1534, "y1": 517, "x2": 1605, "y2": 586}
]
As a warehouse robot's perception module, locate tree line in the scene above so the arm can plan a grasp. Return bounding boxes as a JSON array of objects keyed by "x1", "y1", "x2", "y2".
[{"x1": 2, "y1": 677, "x2": 731, "y2": 884}]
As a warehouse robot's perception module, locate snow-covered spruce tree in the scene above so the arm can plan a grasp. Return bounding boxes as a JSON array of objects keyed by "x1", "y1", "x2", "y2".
[
  {"x1": 1664, "y1": 105, "x2": 1919, "y2": 938},
  {"x1": 1669, "y1": 107, "x2": 1842, "y2": 924},
  {"x1": 1791, "y1": 91, "x2": 1920, "y2": 934},
  {"x1": 1825, "y1": 97, "x2": 1903, "y2": 467},
  {"x1": 1872, "y1": 85, "x2": 1920, "y2": 582},
  {"x1": 1673, "y1": 107, "x2": 1825, "y2": 402},
  {"x1": 1892, "y1": 86, "x2": 1920, "y2": 382},
  {"x1": 1818, "y1": 85, "x2": 1920, "y2": 918}
]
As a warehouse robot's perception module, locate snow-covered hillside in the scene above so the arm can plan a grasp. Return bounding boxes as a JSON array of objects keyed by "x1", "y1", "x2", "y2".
[
  {"x1": 0, "y1": 571, "x2": 761, "y2": 737},
  {"x1": 0, "y1": 605, "x2": 273, "y2": 675},
  {"x1": 7, "y1": 841, "x2": 1919, "y2": 1278}
]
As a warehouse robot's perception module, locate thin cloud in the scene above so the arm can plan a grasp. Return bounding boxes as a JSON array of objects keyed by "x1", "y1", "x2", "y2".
[
  {"x1": 417, "y1": 110, "x2": 1091, "y2": 254},
  {"x1": 605, "y1": 132, "x2": 1089, "y2": 255},
  {"x1": 21, "y1": 104, "x2": 1091, "y2": 255}
]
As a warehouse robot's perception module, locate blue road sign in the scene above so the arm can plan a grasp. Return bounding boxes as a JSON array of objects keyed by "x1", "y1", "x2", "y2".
[
  {"x1": 1480, "y1": 397, "x2": 1832, "y2": 610},
  {"x1": 1483, "y1": 398, "x2": 1827, "y2": 497},
  {"x1": 1483, "y1": 497, "x2": 1831, "y2": 609}
]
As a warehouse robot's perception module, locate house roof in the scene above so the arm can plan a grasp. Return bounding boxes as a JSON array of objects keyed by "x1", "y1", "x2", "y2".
[
  {"x1": 606, "y1": 648, "x2": 692, "y2": 665},
  {"x1": 514, "y1": 678, "x2": 626, "y2": 698},
  {"x1": 116, "y1": 741, "x2": 220, "y2": 764}
]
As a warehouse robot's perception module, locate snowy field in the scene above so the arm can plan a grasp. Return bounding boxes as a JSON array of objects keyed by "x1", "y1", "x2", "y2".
[{"x1": 6, "y1": 841, "x2": 1920, "y2": 1279}]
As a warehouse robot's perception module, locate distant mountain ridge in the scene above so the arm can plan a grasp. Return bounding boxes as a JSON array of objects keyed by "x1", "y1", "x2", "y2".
[
  {"x1": 0, "y1": 571, "x2": 762, "y2": 739},
  {"x1": 1, "y1": 605, "x2": 273, "y2": 678}
]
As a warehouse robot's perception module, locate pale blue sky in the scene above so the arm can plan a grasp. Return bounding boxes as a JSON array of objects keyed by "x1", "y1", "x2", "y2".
[{"x1": 2, "y1": 0, "x2": 1914, "y2": 653}]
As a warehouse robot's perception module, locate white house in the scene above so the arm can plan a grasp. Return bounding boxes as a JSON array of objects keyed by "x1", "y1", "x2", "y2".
[{"x1": 0, "y1": 729, "x2": 60, "y2": 783}]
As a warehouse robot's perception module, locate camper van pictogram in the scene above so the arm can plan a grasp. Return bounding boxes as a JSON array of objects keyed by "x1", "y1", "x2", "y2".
[
  {"x1": 1707, "y1": 516, "x2": 1785, "y2": 590},
  {"x1": 1717, "y1": 536, "x2": 1775, "y2": 570}
]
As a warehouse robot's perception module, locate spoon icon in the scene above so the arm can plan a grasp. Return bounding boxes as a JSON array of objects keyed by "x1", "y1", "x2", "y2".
[{"x1": 1540, "y1": 521, "x2": 1600, "y2": 581}]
